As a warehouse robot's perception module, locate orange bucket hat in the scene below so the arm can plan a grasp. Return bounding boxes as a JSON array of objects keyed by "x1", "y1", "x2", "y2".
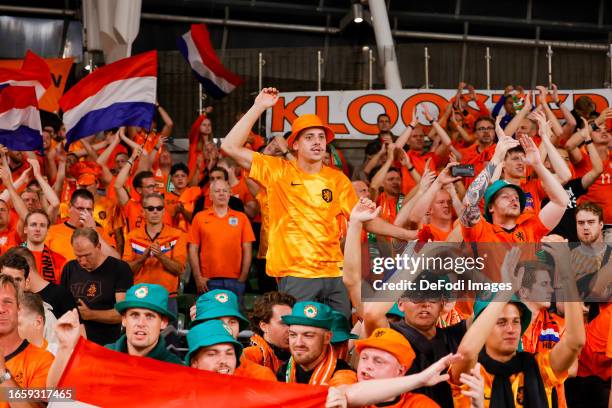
[
  {"x1": 287, "y1": 114, "x2": 335, "y2": 147},
  {"x1": 355, "y1": 328, "x2": 416, "y2": 368}
]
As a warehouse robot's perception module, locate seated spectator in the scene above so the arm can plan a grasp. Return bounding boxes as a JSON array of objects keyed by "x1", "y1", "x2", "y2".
[{"x1": 186, "y1": 319, "x2": 243, "y2": 375}]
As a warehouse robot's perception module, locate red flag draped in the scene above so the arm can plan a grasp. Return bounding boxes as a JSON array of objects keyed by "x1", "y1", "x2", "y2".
[{"x1": 58, "y1": 338, "x2": 328, "y2": 407}]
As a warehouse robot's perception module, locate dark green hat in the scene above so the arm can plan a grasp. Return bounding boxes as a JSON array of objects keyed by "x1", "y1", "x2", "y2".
[
  {"x1": 473, "y1": 296, "x2": 532, "y2": 336},
  {"x1": 190, "y1": 290, "x2": 249, "y2": 330},
  {"x1": 385, "y1": 303, "x2": 405, "y2": 319},
  {"x1": 330, "y1": 311, "x2": 358, "y2": 343},
  {"x1": 483, "y1": 180, "x2": 526, "y2": 223},
  {"x1": 281, "y1": 301, "x2": 334, "y2": 330},
  {"x1": 115, "y1": 283, "x2": 176, "y2": 320},
  {"x1": 185, "y1": 319, "x2": 243, "y2": 365}
]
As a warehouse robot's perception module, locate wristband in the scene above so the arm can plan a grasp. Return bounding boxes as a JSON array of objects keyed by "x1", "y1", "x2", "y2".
[
  {"x1": 585, "y1": 140, "x2": 593, "y2": 145},
  {"x1": 407, "y1": 166, "x2": 415, "y2": 172},
  {"x1": 408, "y1": 124, "x2": 415, "y2": 130},
  {"x1": 126, "y1": 161, "x2": 133, "y2": 167}
]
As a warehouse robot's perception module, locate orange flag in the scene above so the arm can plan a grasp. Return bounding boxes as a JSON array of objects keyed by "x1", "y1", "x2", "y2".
[{"x1": 56, "y1": 338, "x2": 328, "y2": 407}]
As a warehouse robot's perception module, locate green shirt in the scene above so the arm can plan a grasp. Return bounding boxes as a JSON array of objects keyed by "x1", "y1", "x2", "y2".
[{"x1": 105, "y1": 335, "x2": 183, "y2": 365}]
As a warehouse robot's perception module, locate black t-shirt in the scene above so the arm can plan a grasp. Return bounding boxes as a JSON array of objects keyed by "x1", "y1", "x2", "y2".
[
  {"x1": 35, "y1": 282, "x2": 78, "y2": 319},
  {"x1": 391, "y1": 319, "x2": 467, "y2": 408},
  {"x1": 542, "y1": 178, "x2": 588, "y2": 242},
  {"x1": 276, "y1": 358, "x2": 353, "y2": 383},
  {"x1": 60, "y1": 256, "x2": 133, "y2": 345}
]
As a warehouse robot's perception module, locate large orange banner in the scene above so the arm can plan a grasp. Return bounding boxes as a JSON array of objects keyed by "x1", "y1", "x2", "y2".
[{"x1": 0, "y1": 57, "x2": 73, "y2": 113}]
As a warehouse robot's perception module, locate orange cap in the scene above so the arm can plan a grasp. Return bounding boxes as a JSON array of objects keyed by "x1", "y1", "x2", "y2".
[
  {"x1": 77, "y1": 173, "x2": 97, "y2": 186},
  {"x1": 355, "y1": 328, "x2": 416, "y2": 368},
  {"x1": 287, "y1": 114, "x2": 334, "y2": 147}
]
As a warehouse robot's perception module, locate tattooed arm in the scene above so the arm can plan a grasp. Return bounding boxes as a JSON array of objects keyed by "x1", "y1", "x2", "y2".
[{"x1": 459, "y1": 135, "x2": 519, "y2": 227}]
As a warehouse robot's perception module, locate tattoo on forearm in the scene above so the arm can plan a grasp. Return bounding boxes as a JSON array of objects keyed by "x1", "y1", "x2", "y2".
[
  {"x1": 460, "y1": 162, "x2": 496, "y2": 226},
  {"x1": 460, "y1": 204, "x2": 482, "y2": 227}
]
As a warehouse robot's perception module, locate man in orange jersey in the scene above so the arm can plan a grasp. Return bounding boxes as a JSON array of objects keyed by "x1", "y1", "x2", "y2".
[
  {"x1": 278, "y1": 301, "x2": 356, "y2": 387},
  {"x1": 164, "y1": 163, "x2": 200, "y2": 232},
  {"x1": 326, "y1": 329, "x2": 471, "y2": 408},
  {"x1": 0, "y1": 275, "x2": 54, "y2": 408},
  {"x1": 221, "y1": 88, "x2": 415, "y2": 319},
  {"x1": 45, "y1": 189, "x2": 118, "y2": 269},
  {"x1": 188, "y1": 179, "x2": 254, "y2": 296},
  {"x1": 190, "y1": 289, "x2": 277, "y2": 381},
  {"x1": 243, "y1": 291, "x2": 295, "y2": 372},
  {"x1": 123, "y1": 193, "x2": 186, "y2": 316}
]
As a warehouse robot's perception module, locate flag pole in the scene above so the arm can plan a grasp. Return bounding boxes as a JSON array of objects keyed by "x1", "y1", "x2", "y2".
[{"x1": 198, "y1": 83, "x2": 203, "y2": 114}]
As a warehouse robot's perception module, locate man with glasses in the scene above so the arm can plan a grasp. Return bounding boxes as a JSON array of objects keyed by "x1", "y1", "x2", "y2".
[
  {"x1": 123, "y1": 193, "x2": 187, "y2": 316},
  {"x1": 188, "y1": 180, "x2": 255, "y2": 296},
  {"x1": 457, "y1": 116, "x2": 496, "y2": 185},
  {"x1": 45, "y1": 189, "x2": 118, "y2": 270}
]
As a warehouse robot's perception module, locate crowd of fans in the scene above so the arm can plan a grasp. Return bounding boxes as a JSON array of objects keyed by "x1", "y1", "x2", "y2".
[{"x1": 0, "y1": 81, "x2": 609, "y2": 407}]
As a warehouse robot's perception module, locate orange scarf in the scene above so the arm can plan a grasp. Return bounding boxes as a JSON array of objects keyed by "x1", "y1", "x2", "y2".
[
  {"x1": 436, "y1": 307, "x2": 463, "y2": 328},
  {"x1": 285, "y1": 344, "x2": 338, "y2": 385},
  {"x1": 249, "y1": 334, "x2": 283, "y2": 373}
]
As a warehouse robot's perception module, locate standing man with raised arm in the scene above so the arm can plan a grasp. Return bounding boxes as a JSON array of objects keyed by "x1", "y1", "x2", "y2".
[{"x1": 221, "y1": 88, "x2": 415, "y2": 319}]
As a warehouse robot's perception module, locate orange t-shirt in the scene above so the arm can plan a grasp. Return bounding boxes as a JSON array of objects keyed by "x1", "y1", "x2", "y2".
[
  {"x1": 188, "y1": 208, "x2": 255, "y2": 279},
  {"x1": 518, "y1": 179, "x2": 545, "y2": 222},
  {"x1": 249, "y1": 153, "x2": 357, "y2": 279},
  {"x1": 461, "y1": 215, "x2": 549, "y2": 243},
  {"x1": 400, "y1": 151, "x2": 440, "y2": 194},
  {"x1": 0, "y1": 341, "x2": 54, "y2": 408},
  {"x1": 452, "y1": 351, "x2": 567, "y2": 408},
  {"x1": 255, "y1": 188, "x2": 269, "y2": 259},
  {"x1": 123, "y1": 225, "x2": 187, "y2": 294},
  {"x1": 574, "y1": 150, "x2": 612, "y2": 224},
  {"x1": 164, "y1": 186, "x2": 201, "y2": 233},
  {"x1": 121, "y1": 199, "x2": 172, "y2": 233},
  {"x1": 0, "y1": 228, "x2": 21, "y2": 255},
  {"x1": 522, "y1": 309, "x2": 565, "y2": 354},
  {"x1": 376, "y1": 191, "x2": 401, "y2": 225},
  {"x1": 417, "y1": 223, "x2": 452, "y2": 242},
  {"x1": 234, "y1": 356, "x2": 277, "y2": 381},
  {"x1": 578, "y1": 302, "x2": 612, "y2": 380},
  {"x1": 365, "y1": 393, "x2": 440, "y2": 408},
  {"x1": 245, "y1": 132, "x2": 266, "y2": 152}
]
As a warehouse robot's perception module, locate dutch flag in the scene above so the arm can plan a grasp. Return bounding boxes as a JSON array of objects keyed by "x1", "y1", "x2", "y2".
[
  {"x1": 0, "y1": 50, "x2": 51, "y2": 101},
  {"x1": 59, "y1": 51, "x2": 157, "y2": 150},
  {"x1": 0, "y1": 86, "x2": 43, "y2": 151},
  {"x1": 177, "y1": 23, "x2": 243, "y2": 99}
]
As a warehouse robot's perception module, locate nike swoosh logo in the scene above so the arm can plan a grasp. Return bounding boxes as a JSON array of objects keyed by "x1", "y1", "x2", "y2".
[{"x1": 291, "y1": 182, "x2": 302, "y2": 186}]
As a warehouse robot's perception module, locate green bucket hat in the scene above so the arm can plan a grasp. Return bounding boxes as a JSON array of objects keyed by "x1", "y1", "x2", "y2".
[
  {"x1": 190, "y1": 290, "x2": 249, "y2": 330},
  {"x1": 281, "y1": 301, "x2": 334, "y2": 330},
  {"x1": 385, "y1": 303, "x2": 405, "y2": 319},
  {"x1": 330, "y1": 311, "x2": 358, "y2": 343},
  {"x1": 115, "y1": 283, "x2": 176, "y2": 321},
  {"x1": 185, "y1": 319, "x2": 243, "y2": 366},
  {"x1": 473, "y1": 296, "x2": 532, "y2": 337},
  {"x1": 483, "y1": 180, "x2": 526, "y2": 223}
]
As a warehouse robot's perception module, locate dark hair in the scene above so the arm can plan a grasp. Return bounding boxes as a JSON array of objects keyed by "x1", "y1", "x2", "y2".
[
  {"x1": 519, "y1": 260, "x2": 552, "y2": 290},
  {"x1": 170, "y1": 163, "x2": 189, "y2": 177},
  {"x1": 209, "y1": 167, "x2": 229, "y2": 181},
  {"x1": 0, "y1": 252, "x2": 30, "y2": 279},
  {"x1": 71, "y1": 227, "x2": 100, "y2": 247},
  {"x1": 367, "y1": 165, "x2": 400, "y2": 183},
  {"x1": 365, "y1": 141, "x2": 383, "y2": 156},
  {"x1": 20, "y1": 292, "x2": 45, "y2": 323},
  {"x1": 5, "y1": 247, "x2": 36, "y2": 274},
  {"x1": 576, "y1": 201, "x2": 603, "y2": 223},
  {"x1": 132, "y1": 171, "x2": 155, "y2": 189},
  {"x1": 25, "y1": 209, "x2": 50, "y2": 227},
  {"x1": 505, "y1": 145, "x2": 525, "y2": 158},
  {"x1": 249, "y1": 291, "x2": 296, "y2": 336},
  {"x1": 377, "y1": 113, "x2": 390, "y2": 122},
  {"x1": 474, "y1": 116, "x2": 495, "y2": 129},
  {"x1": 70, "y1": 189, "x2": 94, "y2": 206},
  {"x1": 0, "y1": 275, "x2": 19, "y2": 303}
]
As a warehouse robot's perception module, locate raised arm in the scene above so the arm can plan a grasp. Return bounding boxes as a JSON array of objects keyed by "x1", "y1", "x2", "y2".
[
  {"x1": 114, "y1": 147, "x2": 141, "y2": 207},
  {"x1": 394, "y1": 162, "x2": 435, "y2": 227},
  {"x1": 551, "y1": 84, "x2": 577, "y2": 142},
  {"x1": 221, "y1": 88, "x2": 279, "y2": 170},
  {"x1": 580, "y1": 120, "x2": 604, "y2": 189},
  {"x1": 521, "y1": 135, "x2": 570, "y2": 230},
  {"x1": 0, "y1": 159, "x2": 28, "y2": 222},
  {"x1": 156, "y1": 103, "x2": 174, "y2": 138},
  {"x1": 504, "y1": 93, "x2": 532, "y2": 137},
  {"x1": 536, "y1": 86, "x2": 564, "y2": 141},
  {"x1": 392, "y1": 110, "x2": 418, "y2": 150},
  {"x1": 27, "y1": 158, "x2": 60, "y2": 210},
  {"x1": 407, "y1": 162, "x2": 460, "y2": 225},
  {"x1": 369, "y1": 143, "x2": 394, "y2": 194},
  {"x1": 96, "y1": 129, "x2": 121, "y2": 167},
  {"x1": 532, "y1": 110, "x2": 571, "y2": 184}
]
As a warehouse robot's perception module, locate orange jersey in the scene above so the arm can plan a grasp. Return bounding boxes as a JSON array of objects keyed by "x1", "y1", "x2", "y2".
[
  {"x1": 164, "y1": 187, "x2": 201, "y2": 233},
  {"x1": 418, "y1": 223, "x2": 452, "y2": 242},
  {"x1": 0, "y1": 228, "x2": 21, "y2": 255},
  {"x1": 31, "y1": 246, "x2": 67, "y2": 284},
  {"x1": 575, "y1": 150, "x2": 612, "y2": 223},
  {"x1": 94, "y1": 195, "x2": 123, "y2": 244},
  {"x1": 188, "y1": 208, "x2": 255, "y2": 279},
  {"x1": 364, "y1": 393, "x2": 439, "y2": 408},
  {"x1": 452, "y1": 351, "x2": 567, "y2": 408},
  {"x1": 0, "y1": 341, "x2": 54, "y2": 408},
  {"x1": 522, "y1": 309, "x2": 565, "y2": 354},
  {"x1": 376, "y1": 192, "x2": 401, "y2": 225},
  {"x1": 462, "y1": 215, "x2": 549, "y2": 243},
  {"x1": 245, "y1": 132, "x2": 266, "y2": 152},
  {"x1": 235, "y1": 356, "x2": 277, "y2": 382},
  {"x1": 123, "y1": 225, "x2": 187, "y2": 294},
  {"x1": 248, "y1": 153, "x2": 357, "y2": 279},
  {"x1": 578, "y1": 302, "x2": 612, "y2": 380},
  {"x1": 121, "y1": 199, "x2": 172, "y2": 233},
  {"x1": 517, "y1": 179, "x2": 545, "y2": 222},
  {"x1": 400, "y1": 151, "x2": 440, "y2": 194},
  {"x1": 255, "y1": 188, "x2": 269, "y2": 259}
]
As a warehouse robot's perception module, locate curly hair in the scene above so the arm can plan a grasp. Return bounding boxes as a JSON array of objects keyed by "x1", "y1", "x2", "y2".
[{"x1": 249, "y1": 291, "x2": 296, "y2": 336}]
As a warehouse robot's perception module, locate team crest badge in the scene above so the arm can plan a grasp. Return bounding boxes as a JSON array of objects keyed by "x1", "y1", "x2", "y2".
[
  {"x1": 86, "y1": 283, "x2": 97, "y2": 298},
  {"x1": 374, "y1": 329, "x2": 385, "y2": 338},
  {"x1": 215, "y1": 293, "x2": 229, "y2": 303},
  {"x1": 303, "y1": 304, "x2": 318, "y2": 318},
  {"x1": 134, "y1": 286, "x2": 148, "y2": 299},
  {"x1": 321, "y1": 188, "x2": 333, "y2": 203},
  {"x1": 98, "y1": 211, "x2": 107, "y2": 220},
  {"x1": 228, "y1": 217, "x2": 238, "y2": 226}
]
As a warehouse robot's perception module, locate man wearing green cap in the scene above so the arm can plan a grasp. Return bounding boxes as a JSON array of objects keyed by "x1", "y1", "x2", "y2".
[
  {"x1": 106, "y1": 283, "x2": 182, "y2": 364},
  {"x1": 450, "y1": 247, "x2": 585, "y2": 407},
  {"x1": 459, "y1": 125, "x2": 568, "y2": 243},
  {"x1": 186, "y1": 319, "x2": 243, "y2": 375},
  {"x1": 278, "y1": 300, "x2": 357, "y2": 386},
  {"x1": 190, "y1": 289, "x2": 277, "y2": 381},
  {"x1": 330, "y1": 310, "x2": 358, "y2": 362}
]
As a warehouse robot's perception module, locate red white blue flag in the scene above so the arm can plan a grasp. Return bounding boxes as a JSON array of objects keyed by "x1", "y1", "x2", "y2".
[
  {"x1": 177, "y1": 23, "x2": 243, "y2": 99},
  {"x1": 0, "y1": 50, "x2": 51, "y2": 100},
  {"x1": 0, "y1": 86, "x2": 43, "y2": 151},
  {"x1": 59, "y1": 51, "x2": 157, "y2": 149}
]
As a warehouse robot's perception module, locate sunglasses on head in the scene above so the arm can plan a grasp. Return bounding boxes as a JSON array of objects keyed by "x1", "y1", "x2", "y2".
[{"x1": 144, "y1": 206, "x2": 164, "y2": 212}]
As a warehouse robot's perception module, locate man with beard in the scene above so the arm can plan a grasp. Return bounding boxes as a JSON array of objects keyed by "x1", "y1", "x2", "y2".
[
  {"x1": 22, "y1": 210, "x2": 66, "y2": 283},
  {"x1": 278, "y1": 301, "x2": 357, "y2": 386},
  {"x1": 243, "y1": 291, "x2": 295, "y2": 372}
]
